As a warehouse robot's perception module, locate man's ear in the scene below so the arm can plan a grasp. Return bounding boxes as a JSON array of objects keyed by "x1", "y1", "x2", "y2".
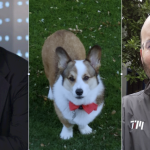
[
  {"x1": 86, "y1": 45, "x2": 101, "y2": 73},
  {"x1": 56, "y1": 47, "x2": 71, "y2": 70},
  {"x1": 140, "y1": 49, "x2": 143, "y2": 63}
]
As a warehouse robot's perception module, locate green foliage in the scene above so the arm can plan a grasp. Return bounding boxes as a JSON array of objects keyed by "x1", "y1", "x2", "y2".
[
  {"x1": 122, "y1": 0, "x2": 150, "y2": 83},
  {"x1": 29, "y1": 0, "x2": 121, "y2": 149}
]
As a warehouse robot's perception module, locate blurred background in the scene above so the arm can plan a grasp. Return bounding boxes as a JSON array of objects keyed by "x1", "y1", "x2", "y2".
[{"x1": 0, "y1": 0, "x2": 28, "y2": 60}]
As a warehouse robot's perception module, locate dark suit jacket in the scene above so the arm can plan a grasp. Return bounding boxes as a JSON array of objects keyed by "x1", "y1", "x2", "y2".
[{"x1": 0, "y1": 47, "x2": 28, "y2": 149}]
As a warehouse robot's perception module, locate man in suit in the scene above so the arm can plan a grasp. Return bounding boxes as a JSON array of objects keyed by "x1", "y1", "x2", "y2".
[
  {"x1": 122, "y1": 16, "x2": 150, "y2": 150},
  {"x1": 0, "y1": 47, "x2": 28, "y2": 149}
]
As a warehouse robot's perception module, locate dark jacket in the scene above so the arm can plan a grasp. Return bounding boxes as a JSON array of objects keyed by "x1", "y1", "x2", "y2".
[
  {"x1": 122, "y1": 81, "x2": 150, "y2": 150},
  {"x1": 0, "y1": 47, "x2": 28, "y2": 149}
]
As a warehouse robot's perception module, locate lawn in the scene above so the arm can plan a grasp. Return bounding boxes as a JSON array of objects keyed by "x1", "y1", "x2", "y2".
[{"x1": 29, "y1": 0, "x2": 121, "y2": 149}]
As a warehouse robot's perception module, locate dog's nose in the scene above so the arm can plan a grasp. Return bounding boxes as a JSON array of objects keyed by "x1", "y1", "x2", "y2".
[{"x1": 76, "y1": 89, "x2": 83, "y2": 96}]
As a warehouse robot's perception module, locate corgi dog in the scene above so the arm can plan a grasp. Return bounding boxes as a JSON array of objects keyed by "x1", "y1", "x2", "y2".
[{"x1": 42, "y1": 30, "x2": 104, "y2": 140}]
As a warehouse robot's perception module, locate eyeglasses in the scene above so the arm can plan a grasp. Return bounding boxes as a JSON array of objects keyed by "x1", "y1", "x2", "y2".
[{"x1": 142, "y1": 40, "x2": 150, "y2": 50}]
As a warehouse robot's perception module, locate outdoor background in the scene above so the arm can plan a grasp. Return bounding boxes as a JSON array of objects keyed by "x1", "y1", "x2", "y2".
[
  {"x1": 29, "y1": 0, "x2": 121, "y2": 149},
  {"x1": 122, "y1": 0, "x2": 150, "y2": 96},
  {"x1": 0, "y1": 0, "x2": 28, "y2": 60}
]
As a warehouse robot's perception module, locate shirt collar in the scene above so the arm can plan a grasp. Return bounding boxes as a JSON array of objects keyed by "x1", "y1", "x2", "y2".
[{"x1": 144, "y1": 80, "x2": 150, "y2": 96}]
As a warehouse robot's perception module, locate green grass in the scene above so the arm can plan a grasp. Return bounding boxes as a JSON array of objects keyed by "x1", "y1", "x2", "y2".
[{"x1": 29, "y1": 0, "x2": 121, "y2": 149}]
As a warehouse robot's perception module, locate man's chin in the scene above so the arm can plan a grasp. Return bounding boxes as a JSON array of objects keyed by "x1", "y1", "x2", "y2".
[{"x1": 143, "y1": 61, "x2": 150, "y2": 79}]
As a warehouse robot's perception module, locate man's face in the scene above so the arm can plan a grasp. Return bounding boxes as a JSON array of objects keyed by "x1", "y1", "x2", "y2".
[{"x1": 140, "y1": 16, "x2": 150, "y2": 78}]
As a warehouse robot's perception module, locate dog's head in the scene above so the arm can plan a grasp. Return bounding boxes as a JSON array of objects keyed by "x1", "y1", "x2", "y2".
[{"x1": 56, "y1": 45, "x2": 101, "y2": 101}]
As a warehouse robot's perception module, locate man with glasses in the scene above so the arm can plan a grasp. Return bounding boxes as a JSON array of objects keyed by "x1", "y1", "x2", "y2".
[
  {"x1": 0, "y1": 47, "x2": 28, "y2": 149},
  {"x1": 122, "y1": 16, "x2": 150, "y2": 150}
]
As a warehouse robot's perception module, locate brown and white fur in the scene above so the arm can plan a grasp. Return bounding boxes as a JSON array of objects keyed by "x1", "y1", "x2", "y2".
[{"x1": 42, "y1": 30, "x2": 104, "y2": 140}]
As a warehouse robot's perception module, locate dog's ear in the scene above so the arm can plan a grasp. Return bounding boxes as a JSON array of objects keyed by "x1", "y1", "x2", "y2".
[
  {"x1": 86, "y1": 45, "x2": 101, "y2": 73},
  {"x1": 56, "y1": 47, "x2": 71, "y2": 70}
]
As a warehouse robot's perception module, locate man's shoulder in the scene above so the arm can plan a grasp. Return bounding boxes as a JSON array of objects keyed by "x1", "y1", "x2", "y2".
[
  {"x1": 122, "y1": 90, "x2": 144, "y2": 107},
  {"x1": 123, "y1": 90, "x2": 144, "y2": 99},
  {"x1": 0, "y1": 47, "x2": 28, "y2": 74}
]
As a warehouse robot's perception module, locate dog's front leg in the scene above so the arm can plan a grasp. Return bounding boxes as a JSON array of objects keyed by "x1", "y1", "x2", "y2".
[
  {"x1": 48, "y1": 86, "x2": 54, "y2": 100},
  {"x1": 60, "y1": 125, "x2": 73, "y2": 140},
  {"x1": 78, "y1": 125, "x2": 92, "y2": 135}
]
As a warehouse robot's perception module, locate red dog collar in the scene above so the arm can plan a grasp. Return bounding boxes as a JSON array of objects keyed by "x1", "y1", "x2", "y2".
[{"x1": 69, "y1": 101, "x2": 98, "y2": 114}]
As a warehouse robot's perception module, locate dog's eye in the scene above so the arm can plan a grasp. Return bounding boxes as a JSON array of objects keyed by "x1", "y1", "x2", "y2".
[
  {"x1": 69, "y1": 76, "x2": 75, "y2": 82},
  {"x1": 83, "y1": 76, "x2": 89, "y2": 81}
]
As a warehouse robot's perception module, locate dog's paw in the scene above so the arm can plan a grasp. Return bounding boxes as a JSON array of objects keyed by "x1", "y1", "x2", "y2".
[
  {"x1": 78, "y1": 125, "x2": 92, "y2": 135},
  {"x1": 60, "y1": 125, "x2": 73, "y2": 140}
]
